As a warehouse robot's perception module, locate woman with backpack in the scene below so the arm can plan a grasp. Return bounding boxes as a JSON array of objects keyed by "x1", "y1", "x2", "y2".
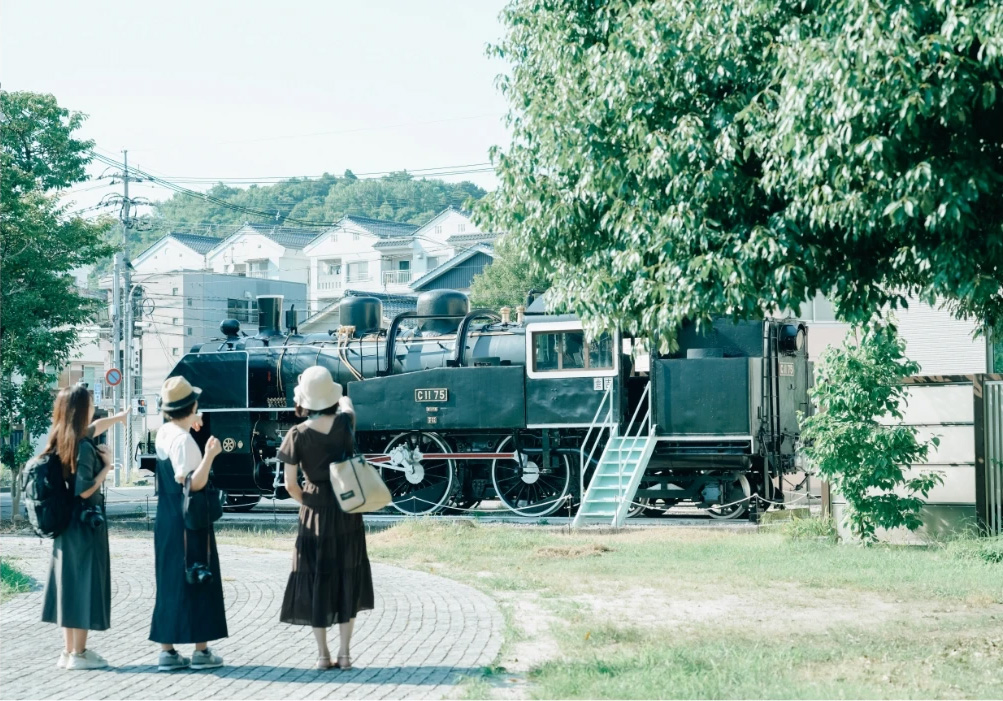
[
  {"x1": 149, "y1": 376, "x2": 228, "y2": 672},
  {"x1": 40, "y1": 384, "x2": 129, "y2": 670},
  {"x1": 277, "y1": 366, "x2": 374, "y2": 670}
]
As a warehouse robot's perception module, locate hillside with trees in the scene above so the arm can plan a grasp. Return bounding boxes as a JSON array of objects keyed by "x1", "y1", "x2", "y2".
[{"x1": 132, "y1": 170, "x2": 487, "y2": 251}]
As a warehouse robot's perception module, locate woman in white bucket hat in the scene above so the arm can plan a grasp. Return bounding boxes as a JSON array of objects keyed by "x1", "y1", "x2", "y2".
[{"x1": 277, "y1": 366, "x2": 373, "y2": 670}]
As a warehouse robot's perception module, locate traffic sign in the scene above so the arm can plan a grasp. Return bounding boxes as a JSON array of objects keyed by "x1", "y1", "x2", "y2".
[{"x1": 105, "y1": 368, "x2": 123, "y2": 386}]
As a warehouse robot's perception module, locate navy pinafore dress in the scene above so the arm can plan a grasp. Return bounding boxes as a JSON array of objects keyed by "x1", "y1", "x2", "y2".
[{"x1": 149, "y1": 447, "x2": 228, "y2": 644}]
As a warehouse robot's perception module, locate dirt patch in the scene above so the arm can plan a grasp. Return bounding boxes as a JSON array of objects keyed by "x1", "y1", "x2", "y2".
[
  {"x1": 534, "y1": 543, "x2": 611, "y2": 558},
  {"x1": 493, "y1": 590, "x2": 562, "y2": 673},
  {"x1": 569, "y1": 584, "x2": 1003, "y2": 633}
]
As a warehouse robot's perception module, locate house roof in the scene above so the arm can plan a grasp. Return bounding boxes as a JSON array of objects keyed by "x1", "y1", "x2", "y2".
[
  {"x1": 409, "y1": 244, "x2": 495, "y2": 290},
  {"x1": 253, "y1": 226, "x2": 320, "y2": 250},
  {"x1": 372, "y1": 237, "x2": 414, "y2": 250},
  {"x1": 445, "y1": 231, "x2": 498, "y2": 247},
  {"x1": 168, "y1": 232, "x2": 221, "y2": 255},
  {"x1": 342, "y1": 215, "x2": 419, "y2": 239}
]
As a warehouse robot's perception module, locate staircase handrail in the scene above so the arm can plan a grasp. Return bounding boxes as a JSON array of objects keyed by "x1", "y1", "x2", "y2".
[{"x1": 579, "y1": 382, "x2": 615, "y2": 499}]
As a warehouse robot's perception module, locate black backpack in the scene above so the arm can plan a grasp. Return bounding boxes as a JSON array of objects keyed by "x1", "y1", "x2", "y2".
[{"x1": 19, "y1": 453, "x2": 74, "y2": 538}]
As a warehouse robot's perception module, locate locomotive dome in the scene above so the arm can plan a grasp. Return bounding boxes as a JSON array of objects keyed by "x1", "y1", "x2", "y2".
[{"x1": 417, "y1": 290, "x2": 469, "y2": 334}]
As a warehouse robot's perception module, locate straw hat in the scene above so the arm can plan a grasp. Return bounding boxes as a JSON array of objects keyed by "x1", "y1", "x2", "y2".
[
  {"x1": 294, "y1": 366, "x2": 342, "y2": 411},
  {"x1": 159, "y1": 376, "x2": 201, "y2": 411}
]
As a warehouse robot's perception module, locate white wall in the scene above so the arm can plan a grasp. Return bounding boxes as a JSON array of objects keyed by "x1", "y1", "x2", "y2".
[
  {"x1": 304, "y1": 221, "x2": 391, "y2": 311},
  {"x1": 206, "y1": 227, "x2": 309, "y2": 284},
  {"x1": 134, "y1": 239, "x2": 207, "y2": 275},
  {"x1": 412, "y1": 209, "x2": 482, "y2": 273}
]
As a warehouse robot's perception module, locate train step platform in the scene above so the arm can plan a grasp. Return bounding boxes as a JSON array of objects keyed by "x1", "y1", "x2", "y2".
[{"x1": 572, "y1": 433, "x2": 658, "y2": 528}]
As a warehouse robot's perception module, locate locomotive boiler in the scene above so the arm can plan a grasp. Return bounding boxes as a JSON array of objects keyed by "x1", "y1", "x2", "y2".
[{"x1": 142, "y1": 291, "x2": 810, "y2": 520}]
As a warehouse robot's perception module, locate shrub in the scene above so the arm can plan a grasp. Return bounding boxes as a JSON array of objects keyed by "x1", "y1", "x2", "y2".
[{"x1": 800, "y1": 322, "x2": 942, "y2": 543}]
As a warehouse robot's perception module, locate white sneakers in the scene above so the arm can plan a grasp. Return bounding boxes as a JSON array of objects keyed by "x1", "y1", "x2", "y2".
[{"x1": 65, "y1": 649, "x2": 109, "y2": 670}]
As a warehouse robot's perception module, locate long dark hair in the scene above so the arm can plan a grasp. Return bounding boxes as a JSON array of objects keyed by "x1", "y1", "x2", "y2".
[{"x1": 40, "y1": 385, "x2": 92, "y2": 476}]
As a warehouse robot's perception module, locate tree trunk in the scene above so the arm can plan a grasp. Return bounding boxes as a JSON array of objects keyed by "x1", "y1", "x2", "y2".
[{"x1": 10, "y1": 469, "x2": 23, "y2": 522}]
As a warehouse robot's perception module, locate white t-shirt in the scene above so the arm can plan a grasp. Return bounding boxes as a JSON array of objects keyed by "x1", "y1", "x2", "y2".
[{"x1": 155, "y1": 421, "x2": 202, "y2": 483}]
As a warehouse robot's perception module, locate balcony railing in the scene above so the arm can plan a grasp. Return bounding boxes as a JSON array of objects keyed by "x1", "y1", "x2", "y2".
[
  {"x1": 346, "y1": 274, "x2": 373, "y2": 284},
  {"x1": 317, "y1": 279, "x2": 342, "y2": 291},
  {"x1": 382, "y1": 270, "x2": 413, "y2": 286}
]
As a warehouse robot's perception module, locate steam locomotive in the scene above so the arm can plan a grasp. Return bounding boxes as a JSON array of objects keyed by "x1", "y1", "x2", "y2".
[{"x1": 141, "y1": 291, "x2": 811, "y2": 520}]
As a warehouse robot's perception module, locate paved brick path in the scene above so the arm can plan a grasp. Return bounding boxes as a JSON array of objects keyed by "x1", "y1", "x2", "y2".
[{"x1": 0, "y1": 536, "x2": 503, "y2": 700}]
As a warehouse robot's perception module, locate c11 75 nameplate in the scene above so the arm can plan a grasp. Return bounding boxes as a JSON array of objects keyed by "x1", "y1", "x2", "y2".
[{"x1": 415, "y1": 388, "x2": 448, "y2": 402}]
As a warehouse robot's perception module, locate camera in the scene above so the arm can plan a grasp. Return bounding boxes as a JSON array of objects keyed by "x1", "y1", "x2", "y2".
[
  {"x1": 185, "y1": 562, "x2": 214, "y2": 586},
  {"x1": 79, "y1": 504, "x2": 105, "y2": 530}
]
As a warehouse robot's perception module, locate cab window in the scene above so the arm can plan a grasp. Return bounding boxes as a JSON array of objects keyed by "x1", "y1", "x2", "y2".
[{"x1": 532, "y1": 331, "x2": 613, "y2": 373}]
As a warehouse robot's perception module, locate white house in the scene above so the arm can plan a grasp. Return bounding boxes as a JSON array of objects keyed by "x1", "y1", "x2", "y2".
[
  {"x1": 303, "y1": 208, "x2": 497, "y2": 313},
  {"x1": 132, "y1": 233, "x2": 219, "y2": 275},
  {"x1": 303, "y1": 215, "x2": 420, "y2": 312},
  {"x1": 206, "y1": 224, "x2": 316, "y2": 285}
]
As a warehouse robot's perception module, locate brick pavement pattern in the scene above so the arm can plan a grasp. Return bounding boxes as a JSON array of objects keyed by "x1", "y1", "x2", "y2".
[{"x1": 0, "y1": 536, "x2": 503, "y2": 700}]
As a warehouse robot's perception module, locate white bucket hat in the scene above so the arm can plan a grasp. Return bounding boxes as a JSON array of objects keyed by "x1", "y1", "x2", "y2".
[{"x1": 294, "y1": 366, "x2": 342, "y2": 411}]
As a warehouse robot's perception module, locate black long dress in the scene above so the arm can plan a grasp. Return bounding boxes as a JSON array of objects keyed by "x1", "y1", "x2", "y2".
[
  {"x1": 41, "y1": 433, "x2": 111, "y2": 631},
  {"x1": 278, "y1": 413, "x2": 374, "y2": 627},
  {"x1": 149, "y1": 448, "x2": 228, "y2": 644}
]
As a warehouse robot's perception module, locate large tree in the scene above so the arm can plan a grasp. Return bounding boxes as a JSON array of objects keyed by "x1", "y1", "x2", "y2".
[
  {"x1": 1, "y1": 91, "x2": 113, "y2": 478},
  {"x1": 469, "y1": 235, "x2": 552, "y2": 310},
  {"x1": 480, "y1": 0, "x2": 1003, "y2": 346}
]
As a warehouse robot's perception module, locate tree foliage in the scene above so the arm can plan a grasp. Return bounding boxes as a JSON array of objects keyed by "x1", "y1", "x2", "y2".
[
  {"x1": 0, "y1": 91, "x2": 114, "y2": 470},
  {"x1": 480, "y1": 0, "x2": 1003, "y2": 347},
  {"x1": 800, "y1": 323, "x2": 942, "y2": 541},
  {"x1": 469, "y1": 235, "x2": 552, "y2": 310}
]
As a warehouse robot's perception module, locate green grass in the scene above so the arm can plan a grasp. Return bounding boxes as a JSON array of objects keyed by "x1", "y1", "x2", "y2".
[
  {"x1": 210, "y1": 519, "x2": 1003, "y2": 699},
  {"x1": 1, "y1": 558, "x2": 33, "y2": 603}
]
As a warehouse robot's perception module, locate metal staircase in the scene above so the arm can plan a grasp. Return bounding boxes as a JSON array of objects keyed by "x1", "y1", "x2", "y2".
[{"x1": 573, "y1": 382, "x2": 657, "y2": 528}]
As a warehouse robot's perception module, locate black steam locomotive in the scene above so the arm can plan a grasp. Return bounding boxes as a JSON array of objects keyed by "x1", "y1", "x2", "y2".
[{"x1": 141, "y1": 291, "x2": 810, "y2": 520}]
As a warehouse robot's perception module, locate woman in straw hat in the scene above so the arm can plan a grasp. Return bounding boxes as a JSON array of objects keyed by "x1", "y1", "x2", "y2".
[
  {"x1": 149, "y1": 377, "x2": 228, "y2": 672},
  {"x1": 277, "y1": 365, "x2": 374, "y2": 670}
]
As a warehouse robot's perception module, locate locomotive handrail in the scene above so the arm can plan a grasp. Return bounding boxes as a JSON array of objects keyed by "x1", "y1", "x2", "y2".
[
  {"x1": 452, "y1": 309, "x2": 502, "y2": 367},
  {"x1": 579, "y1": 383, "x2": 615, "y2": 499},
  {"x1": 383, "y1": 311, "x2": 471, "y2": 375}
]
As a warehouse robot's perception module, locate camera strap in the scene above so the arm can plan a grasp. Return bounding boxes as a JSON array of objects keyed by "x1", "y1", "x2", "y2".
[{"x1": 182, "y1": 527, "x2": 211, "y2": 572}]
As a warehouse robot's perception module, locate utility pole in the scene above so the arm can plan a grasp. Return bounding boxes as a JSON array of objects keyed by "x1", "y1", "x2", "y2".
[
  {"x1": 111, "y1": 249, "x2": 122, "y2": 487},
  {"x1": 122, "y1": 150, "x2": 134, "y2": 485}
]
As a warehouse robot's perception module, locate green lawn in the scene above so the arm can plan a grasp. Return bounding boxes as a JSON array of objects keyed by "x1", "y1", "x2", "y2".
[
  {"x1": 0, "y1": 557, "x2": 33, "y2": 603},
  {"x1": 215, "y1": 520, "x2": 1003, "y2": 699}
]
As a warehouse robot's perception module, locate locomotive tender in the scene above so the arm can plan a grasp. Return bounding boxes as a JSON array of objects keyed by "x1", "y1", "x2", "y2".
[{"x1": 143, "y1": 290, "x2": 810, "y2": 520}]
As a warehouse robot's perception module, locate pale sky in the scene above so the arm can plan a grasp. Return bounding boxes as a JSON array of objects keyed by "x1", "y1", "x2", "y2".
[{"x1": 1, "y1": 0, "x2": 511, "y2": 216}]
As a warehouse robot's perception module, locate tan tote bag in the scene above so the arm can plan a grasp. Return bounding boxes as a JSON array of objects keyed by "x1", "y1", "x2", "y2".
[{"x1": 329, "y1": 455, "x2": 392, "y2": 513}]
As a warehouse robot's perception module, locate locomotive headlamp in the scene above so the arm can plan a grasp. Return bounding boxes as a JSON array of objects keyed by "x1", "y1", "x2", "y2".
[{"x1": 779, "y1": 323, "x2": 806, "y2": 354}]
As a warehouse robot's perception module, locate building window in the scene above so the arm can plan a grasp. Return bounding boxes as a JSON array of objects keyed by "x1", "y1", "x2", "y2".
[
  {"x1": 187, "y1": 298, "x2": 193, "y2": 307},
  {"x1": 187, "y1": 327, "x2": 193, "y2": 336},
  {"x1": 172, "y1": 348, "x2": 179, "y2": 357},
  {"x1": 227, "y1": 298, "x2": 256, "y2": 323},
  {"x1": 398, "y1": 260, "x2": 410, "y2": 271},
  {"x1": 173, "y1": 317, "x2": 180, "y2": 325},
  {"x1": 331, "y1": 233, "x2": 338, "y2": 242},
  {"x1": 457, "y1": 223, "x2": 466, "y2": 233},
  {"x1": 353, "y1": 232, "x2": 360, "y2": 241},
  {"x1": 532, "y1": 331, "x2": 613, "y2": 372},
  {"x1": 434, "y1": 225, "x2": 443, "y2": 235},
  {"x1": 426, "y1": 256, "x2": 440, "y2": 270},
  {"x1": 347, "y1": 261, "x2": 370, "y2": 283},
  {"x1": 248, "y1": 259, "x2": 270, "y2": 278},
  {"x1": 172, "y1": 287, "x2": 179, "y2": 296},
  {"x1": 82, "y1": 365, "x2": 96, "y2": 387}
]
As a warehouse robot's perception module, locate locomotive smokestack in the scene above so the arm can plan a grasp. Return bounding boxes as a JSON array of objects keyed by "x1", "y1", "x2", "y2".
[
  {"x1": 516, "y1": 305, "x2": 526, "y2": 325},
  {"x1": 257, "y1": 295, "x2": 283, "y2": 337},
  {"x1": 499, "y1": 306, "x2": 511, "y2": 324}
]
